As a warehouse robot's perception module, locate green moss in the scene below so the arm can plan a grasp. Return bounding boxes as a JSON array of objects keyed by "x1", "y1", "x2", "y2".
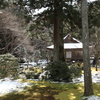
[{"x1": 0, "y1": 81, "x2": 100, "y2": 100}]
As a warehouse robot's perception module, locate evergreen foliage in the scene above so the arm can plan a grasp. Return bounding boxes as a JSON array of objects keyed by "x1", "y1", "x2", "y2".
[
  {"x1": 88, "y1": 1, "x2": 100, "y2": 28},
  {"x1": 0, "y1": 0, "x2": 8, "y2": 9},
  {"x1": 16, "y1": 0, "x2": 82, "y2": 30},
  {"x1": 69, "y1": 63, "x2": 82, "y2": 78},
  {"x1": 46, "y1": 61, "x2": 82, "y2": 82},
  {"x1": 0, "y1": 53, "x2": 19, "y2": 79},
  {"x1": 46, "y1": 61, "x2": 71, "y2": 82}
]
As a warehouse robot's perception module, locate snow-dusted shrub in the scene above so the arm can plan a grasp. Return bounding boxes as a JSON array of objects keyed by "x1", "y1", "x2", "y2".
[
  {"x1": 23, "y1": 67, "x2": 41, "y2": 79},
  {"x1": 46, "y1": 61, "x2": 71, "y2": 82},
  {"x1": 0, "y1": 53, "x2": 19, "y2": 79}
]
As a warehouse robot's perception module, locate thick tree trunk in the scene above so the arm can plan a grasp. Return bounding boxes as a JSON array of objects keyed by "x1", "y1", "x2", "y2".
[
  {"x1": 53, "y1": 0, "x2": 65, "y2": 62},
  {"x1": 81, "y1": 0, "x2": 94, "y2": 96},
  {"x1": 53, "y1": 15, "x2": 60, "y2": 61},
  {"x1": 59, "y1": 21, "x2": 65, "y2": 62}
]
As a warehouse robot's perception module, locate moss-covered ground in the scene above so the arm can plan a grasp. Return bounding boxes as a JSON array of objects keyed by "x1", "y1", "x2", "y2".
[
  {"x1": 0, "y1": 80, "x2": 100, "y2": 100},
  {"x1": 0, "y1": 67, "x2": 100, "y2": 100}
]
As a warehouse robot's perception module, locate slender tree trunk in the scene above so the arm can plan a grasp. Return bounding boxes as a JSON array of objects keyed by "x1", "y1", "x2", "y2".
[
  {"x1": 81, "y1": 0, "x2": 94, "y2": 96},
  {"x1": 95, "y1": 55, "x2": 98, "y2": 71},
  {"x1": 53, "y1": 0, "x2": 65, "y2": 62}
]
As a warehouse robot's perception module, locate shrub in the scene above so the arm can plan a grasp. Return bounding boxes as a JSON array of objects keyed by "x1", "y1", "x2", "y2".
[
  {"x1": 0, "y1": 53, "x2": 19, "y2": 79},
  {"x1": 33, "y1": 73, "x2": 40, "y2": 79},
  {"x1": 69, "y1": 63, "x2": 82, "y2": 78},
  {"x1": 46, "y1": 61, "x2": 71, "y2": 82},
  {"x1": 23, "y1": 67, "x2": 42, "y2": 79},
  {"x1": 25, "y1": 72, "x2": 34, "y2": 79}
]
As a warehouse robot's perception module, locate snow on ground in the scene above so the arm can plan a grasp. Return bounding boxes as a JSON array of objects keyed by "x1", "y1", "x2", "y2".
[
  {"x1": 0, "y1": 69, "x2": 100, "y2": 100},
  {"x1": 73, "y1": 70, "x2": 100, "y2": 100},
  {"x1": 82, "y1": 95, "x2": 100, "y2": 100},
  {"x1": 73, "y1": 70, "x2": 100, "y2": 83},
  {"x1": 0, "y1": 78, "x2": 32, "y2": 96}
]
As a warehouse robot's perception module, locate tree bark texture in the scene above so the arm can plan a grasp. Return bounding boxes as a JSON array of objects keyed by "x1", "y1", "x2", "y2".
[
  {"x1": 81, "y1": 0, "x2": 94, "y2": 96},
  {"x1": 53, "y1": 0, "x2": 65, "y2": 62}
]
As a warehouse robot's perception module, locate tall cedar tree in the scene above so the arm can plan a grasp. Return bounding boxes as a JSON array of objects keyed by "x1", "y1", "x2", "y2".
[
  {"x1": 29, "y1": 0, "x2": 65, "y2": 62},
  {"x1": 53, "y1": 0, "x2": 65, "y2": 61},
  {"x1": 81, "y1": 0, "x2": 94, "y2": 96},
  {"x1": 13, "y1": 0, "x2": 81, "y2": 62}
]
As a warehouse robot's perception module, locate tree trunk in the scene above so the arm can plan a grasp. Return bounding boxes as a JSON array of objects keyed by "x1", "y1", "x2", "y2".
[
  {"x1": 81, "y1": 0, "x2": 94, "y2": 96},
  {"x1": 53, "y1": 13, "x2": 60, "y2": 61},
  {"x1": 53, "y1": 0, "x2": 65, "y2": 62}
]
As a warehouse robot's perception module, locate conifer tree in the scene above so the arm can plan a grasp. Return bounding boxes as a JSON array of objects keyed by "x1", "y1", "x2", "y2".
[{"x1": 14, "y1": 0, "x2": 81, "y2": 62}]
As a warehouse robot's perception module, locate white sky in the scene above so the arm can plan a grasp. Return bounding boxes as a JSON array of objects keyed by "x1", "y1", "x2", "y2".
[{"x1": 33, "y1": 7, "x2": 47, "y2": 15}]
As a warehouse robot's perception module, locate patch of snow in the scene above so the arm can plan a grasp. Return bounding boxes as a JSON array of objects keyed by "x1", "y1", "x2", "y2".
[
  {"x1": 0, "y1": 78, "x2": 32, "y2": 96},
  {"x1": 82, "y1": 95, "x2": 100, "y2": 100},
  {"x1": 72, "y1": 71, "x2": 100, "y2": 83},
  {"x1": 39, "y1": 71, "x2": 50, "y2": 80},
  {"x1": 38, "y1": 59, "x2": 49, "y2": 66},
  {"x1": 1, "y1": 68, "x2": 100, "y2": 98},
  {"x1": 47, "y1": 43, "x2": 83, "y2": 49},
  {"x1": 29, "y1": 62, "x2": 37, "y2": 66},
  {"x1": 88, "y1": 0, "x2": 97, "y2": 2}
]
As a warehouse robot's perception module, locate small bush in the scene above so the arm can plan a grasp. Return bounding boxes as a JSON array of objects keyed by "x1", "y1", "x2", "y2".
[
  {"x1": 0, "y1": 53, "x2": 19, "y2": 79},
  {"x1": 23, "y1": 69, "x2": 34, "y2": 79},
  {"x1": 33, "y1": 73, "x2": 40, "y2": 79},
  {"x1": 24, "y1": 68, "x2": 41, "y2": 79},
  {"x1": 46, "y1": 61, "x2": 71, "y2": 82},
  {"x1": 25, "y1": 73, "x2": 32, "y2": 79},
  {"x1": 69, "y1": 63, "x2": 82, "y2": 78}
]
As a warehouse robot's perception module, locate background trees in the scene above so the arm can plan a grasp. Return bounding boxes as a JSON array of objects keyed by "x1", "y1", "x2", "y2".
[
  {"x1": 0, "y1": 8, "x2": 33, "y2": 59},
  {"x1": 0, "y1": 0, "x2": 8, "y2": 9},
  {"x1": 89, "y1": 1, "x2": 100, "y2": 71}
]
